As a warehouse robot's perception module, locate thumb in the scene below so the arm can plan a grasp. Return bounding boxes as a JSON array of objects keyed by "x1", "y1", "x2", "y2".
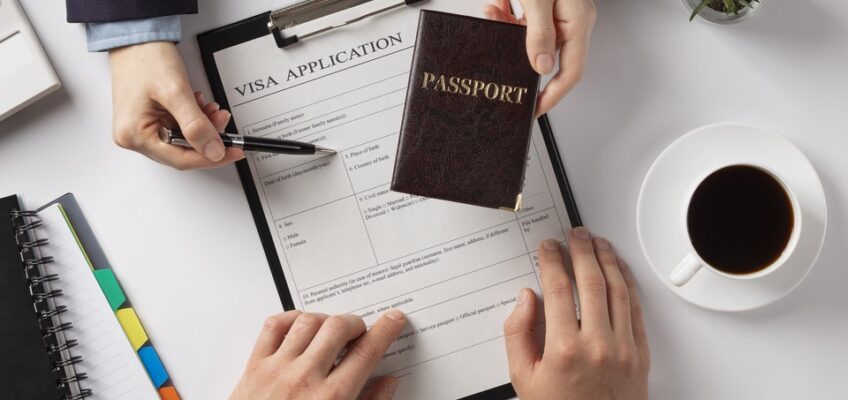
[
  {"x1": 518, "y1": 0, "x2": 557, "y2": 75},
  {"x1": 158, "y1": 86, "x2": 225, "y2": 161},
  {"x1": 361, "y1": 376, "x2": 399, "y2": 400},
  {"x1": 503, "y1": 288, "x2": 539, "y2": 375}
]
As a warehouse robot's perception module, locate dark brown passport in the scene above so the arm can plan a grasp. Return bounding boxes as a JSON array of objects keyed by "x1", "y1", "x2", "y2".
[{"x1": 390, "y1": 10, "x2": 540, "y2": 211}]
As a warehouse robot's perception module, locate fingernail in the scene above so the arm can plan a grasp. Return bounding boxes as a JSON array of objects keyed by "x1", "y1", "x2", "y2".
[
  {"x1": 385, "y1": 309, "x2": 405, "y2": 321},
  {"x1": 573, "y1": 227, "x2": 591, "y2": 239},
  {"x1": 204, "y1": 141, "x2": 225, "y2": 161},
  {"x1": 542, "y1": 239, "x2": 560, "y2": 251},
  {"x1": 211, "y1": 102, "x2": 221, "y2": 112},
  {"x1": 595, "y1": 238, "x2": 611, "y2": 250},
  {"x1": 517, "y1": 288, "x2": 530, "y2": 306},
  {"x1": 197, "y1": 92, "x2": 206, "y2": 104},
  {"x1": 223, "y1": 110, "x2": 232, "y2": 121},
  {"x1": 535, "y1": 53, "x2": 554, "y2": 75}
]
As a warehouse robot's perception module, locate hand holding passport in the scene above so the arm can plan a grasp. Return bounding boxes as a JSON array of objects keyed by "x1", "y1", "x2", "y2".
[
  {"x1": 392, "y1": 10, "x2": 540, "y2": 210},
  {"x1": 484, "y1": 0, "x2": 597, "y2": 116}
]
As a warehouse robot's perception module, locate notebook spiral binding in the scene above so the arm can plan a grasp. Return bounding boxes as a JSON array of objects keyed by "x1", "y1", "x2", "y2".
[{"x1": 9, "y1": 209, "x2": 93, "y2": 400}]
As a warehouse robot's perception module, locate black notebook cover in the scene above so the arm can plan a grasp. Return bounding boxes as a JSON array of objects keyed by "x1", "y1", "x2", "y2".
[{"x1": 0, "y1": 194, "x2": 65, "y2": 400}]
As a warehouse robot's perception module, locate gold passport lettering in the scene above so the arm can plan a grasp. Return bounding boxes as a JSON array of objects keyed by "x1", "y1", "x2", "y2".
[{"x1": 420, "y1": 72, "x2": 529, "y2": 104}]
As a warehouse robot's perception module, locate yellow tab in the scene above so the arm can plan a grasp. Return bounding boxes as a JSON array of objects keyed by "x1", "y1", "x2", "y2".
[{"x1": 116, "y1": 308, "x2": 148, "y2": 351}]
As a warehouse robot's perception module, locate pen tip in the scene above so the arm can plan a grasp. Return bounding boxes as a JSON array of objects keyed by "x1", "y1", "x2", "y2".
[{"x1": 315, "y1": 146, "x2": 336, "y2": 155}]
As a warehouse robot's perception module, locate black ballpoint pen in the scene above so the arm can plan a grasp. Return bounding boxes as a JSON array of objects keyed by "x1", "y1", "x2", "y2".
[{"x1": 159, "y1": 127, "x2": 336, "y2": 155}]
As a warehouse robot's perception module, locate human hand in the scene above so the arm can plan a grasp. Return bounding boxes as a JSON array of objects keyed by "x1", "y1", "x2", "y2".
[
  {"x1": 108, "y1": 41, "x2": 244, "y2": 170},
  {"x1": 504, "y1": 227, "x2": 649, "y2": 400},
  {"x1": 230, "y1": 310, "x2": 406, "y2": 400},
  {"x1": 484, "y1": 0, "x2": 597, "y2": 116}
]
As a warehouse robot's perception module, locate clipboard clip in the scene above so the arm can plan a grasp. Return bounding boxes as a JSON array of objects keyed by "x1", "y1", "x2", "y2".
[{"x1": 268, "y1": 0, "x2": 425, "y2": 48}]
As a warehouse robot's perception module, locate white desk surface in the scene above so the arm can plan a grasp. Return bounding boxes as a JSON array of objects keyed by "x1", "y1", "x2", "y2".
[{"x1": 3, "y1": 1, "x2": 846, "y2": 398}]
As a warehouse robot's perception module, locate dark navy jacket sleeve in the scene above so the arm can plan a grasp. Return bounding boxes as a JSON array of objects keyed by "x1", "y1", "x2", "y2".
[{"x1": 66, "y1": 0, "x2": 198, "y2": 23}]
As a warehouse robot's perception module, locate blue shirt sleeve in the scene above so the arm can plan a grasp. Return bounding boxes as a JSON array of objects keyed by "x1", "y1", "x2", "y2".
[{"x1": 85, "y1": 15, "x2": 182, "y2": 52}]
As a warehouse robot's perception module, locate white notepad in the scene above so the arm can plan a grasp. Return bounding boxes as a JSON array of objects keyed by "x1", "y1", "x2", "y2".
[{"x1": 34, "y1": 204, "x2": 158, "y2": 400}]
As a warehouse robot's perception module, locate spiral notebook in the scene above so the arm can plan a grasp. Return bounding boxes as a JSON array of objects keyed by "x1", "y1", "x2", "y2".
[{"x1": 0, "y1": 194, "x2": 178, "y2": 400}]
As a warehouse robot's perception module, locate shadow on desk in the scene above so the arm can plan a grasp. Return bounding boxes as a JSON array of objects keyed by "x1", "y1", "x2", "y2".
[
  {"x1": 731, "y1": 0, "x2": 844, "y2": 56},
  {"x1": 0, "y1": 86, "x2": 70, "y2": 136}
]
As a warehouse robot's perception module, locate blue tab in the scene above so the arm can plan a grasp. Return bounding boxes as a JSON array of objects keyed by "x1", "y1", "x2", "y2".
[{"x1": 138, "y1": 346, "x2": 168, "y2": 388}]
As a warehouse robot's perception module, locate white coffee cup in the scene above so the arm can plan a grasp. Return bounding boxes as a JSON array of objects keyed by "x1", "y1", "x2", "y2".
[{"x1": 670, "y1": 164, "x2": 803, "y2": 286}]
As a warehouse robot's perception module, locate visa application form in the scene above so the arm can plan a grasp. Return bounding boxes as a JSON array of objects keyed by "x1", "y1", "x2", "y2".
[{"x1": 213, "y1": 1, "x2": 573, "y2": 397}]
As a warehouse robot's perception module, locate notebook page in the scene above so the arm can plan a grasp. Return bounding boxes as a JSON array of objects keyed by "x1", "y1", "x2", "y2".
[
  {"x1": 213, "y1": 1, "x2": 573, "y2": 398},
  {"x1": 34, "y1": 204, "x2": 158, "y2": 400}
]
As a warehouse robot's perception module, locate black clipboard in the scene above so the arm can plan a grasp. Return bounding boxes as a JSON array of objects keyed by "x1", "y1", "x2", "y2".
[{"x1": 197, "y1": 2, "x2": 582, "y2": 398}]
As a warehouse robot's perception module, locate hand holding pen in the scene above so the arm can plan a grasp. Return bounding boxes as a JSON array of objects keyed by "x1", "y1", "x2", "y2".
[
  {"x1": 109, "y1": 42, "x2": 246, "y2": 170},
  {"x1": 160, "y1": 128, "x2": 336, "y2": 156}
]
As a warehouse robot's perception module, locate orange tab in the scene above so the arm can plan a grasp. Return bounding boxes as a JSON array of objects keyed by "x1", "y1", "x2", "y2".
[{"x1": 159, "y1": 386, "x2": 180, "y2": 400}]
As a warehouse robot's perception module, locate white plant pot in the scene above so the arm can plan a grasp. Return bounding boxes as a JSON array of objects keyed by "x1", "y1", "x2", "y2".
[{"x1": 682, "y1": 0, "x2": 764, "y2": 25}]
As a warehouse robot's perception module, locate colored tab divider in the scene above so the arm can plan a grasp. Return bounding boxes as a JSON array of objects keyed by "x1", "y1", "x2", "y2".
[
  {"x1": 116, "y1": 308, "x2": 149, "y2": 351},
  {"x1": 159, "y1": 386, "x2": 180, "y2": 400},
  {"x1": 93, "y1": 268, "x2": 126, "y2": 311},
  {"x1": 138, "y1": 346, "x2": 169, "y2": 388}
]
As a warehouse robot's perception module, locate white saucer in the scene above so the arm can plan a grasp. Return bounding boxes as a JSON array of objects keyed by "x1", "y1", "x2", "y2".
[{"x1": 637, "y1": 123, "x2": 827, "y2": 312}]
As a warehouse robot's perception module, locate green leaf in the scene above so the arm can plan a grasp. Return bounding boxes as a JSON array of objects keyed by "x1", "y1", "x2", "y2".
[
  {"x1": 737, "y1": 0, "x2": 753, "y2": 10},
  {"x1": 724, "y1": 0, "x2": 738, "y2": 14},
  {"x1": 690, "y1": 0, "x2": 712, "y2": 21}
]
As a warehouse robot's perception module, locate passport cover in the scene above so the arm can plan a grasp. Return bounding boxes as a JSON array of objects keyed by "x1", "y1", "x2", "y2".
[{"x1": 390, "y1": 10, "x2": 540, "y2": 211}]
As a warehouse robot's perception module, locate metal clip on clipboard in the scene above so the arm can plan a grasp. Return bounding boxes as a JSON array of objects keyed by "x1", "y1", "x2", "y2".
[{"x1": 268, "y1": 0, "x2": 425, "y2": 48}]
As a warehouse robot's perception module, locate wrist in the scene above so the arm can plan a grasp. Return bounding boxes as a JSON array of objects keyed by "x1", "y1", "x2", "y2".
[{"x1": 108, "y1": 41, "x2": 177, "y2": 70}]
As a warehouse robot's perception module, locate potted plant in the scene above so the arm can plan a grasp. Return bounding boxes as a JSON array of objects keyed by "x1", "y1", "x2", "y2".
[{"x1": 684, "y1": 0, "x2": 761, "y2": 24}]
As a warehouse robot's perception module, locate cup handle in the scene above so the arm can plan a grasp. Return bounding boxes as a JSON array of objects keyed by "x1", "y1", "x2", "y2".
[{"x1": 670, "y1": 253, "x2": 703, "y2": 286}]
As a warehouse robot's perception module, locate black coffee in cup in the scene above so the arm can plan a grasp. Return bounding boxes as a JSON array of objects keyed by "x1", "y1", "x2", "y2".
[{"x1": 687, "y1": 165, "x2": 794, "y2": 275}]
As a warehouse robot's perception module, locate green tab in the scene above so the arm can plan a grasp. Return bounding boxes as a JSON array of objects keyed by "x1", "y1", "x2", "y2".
[{"x1": 93, "y1": 269, "x2": 126, "y2": 311}]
